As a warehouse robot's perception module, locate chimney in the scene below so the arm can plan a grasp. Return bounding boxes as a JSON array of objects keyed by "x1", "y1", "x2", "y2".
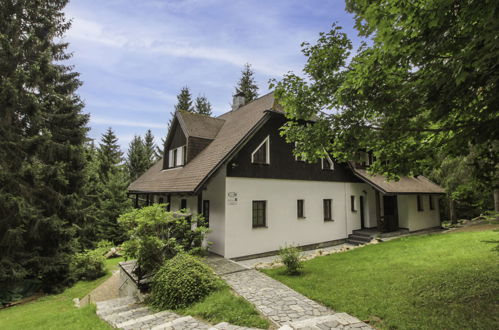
[{"x1": 232, "y1": 91, "x2": 246, "y2": 111}]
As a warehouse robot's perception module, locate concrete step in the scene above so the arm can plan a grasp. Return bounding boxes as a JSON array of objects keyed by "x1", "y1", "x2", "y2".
[
  {"x1": 347, "y1": 238, "x2": 370, "y2": 246},
  {"x1": 352, "y1": 230, "x2": 375, "y2": 238},
  {"x1": 348, "y1": 234, "x2": 372, "y2": 243},
  {"x1": 119, "y1": 310, "x2": 180, "y2": 330},
  {"x1": 96, "y1": 296, "x2": 136, "y2": 310},
  {"x1": 103, "y1": 306, "x2": 150, "y2": 326}
]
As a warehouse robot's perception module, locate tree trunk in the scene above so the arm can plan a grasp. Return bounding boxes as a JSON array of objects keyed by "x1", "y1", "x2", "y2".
[
  {"x1": 449, "y1": 198, "x2": 457, "y2": 224},
  {"x1": 494, "y1": 188, "x2": 499, "y2": 213}
]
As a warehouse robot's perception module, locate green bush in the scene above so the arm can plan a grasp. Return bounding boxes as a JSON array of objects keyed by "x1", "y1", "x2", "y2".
[
  {"x1": 279, "y1": 245, "x2": 303, "y2": 275},
  {"x1": 149, "y1": 254, "x2": 222, "y2": 310},
  {"x1": 119, "y1": 204, "x2": 209, "y2": 280},
  {"x1": 71, "y1": 249, "x2": 106, "y2": 281}
]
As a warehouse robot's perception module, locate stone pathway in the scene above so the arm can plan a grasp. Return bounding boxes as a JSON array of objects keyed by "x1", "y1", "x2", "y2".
[
  {"x1": 205, "y1": 256, "x2": 372, "y2": 330},
  {"x1": 80, "y1": 270, "x2": 121, "y2": 306},
  {"x1": 96, "y1": 296, "x2": 261, "y2": 330}
]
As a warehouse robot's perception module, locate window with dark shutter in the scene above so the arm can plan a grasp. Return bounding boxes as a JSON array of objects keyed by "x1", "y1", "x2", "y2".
[
  {"x1": 180, "y1": 199, "x2": 187, "y2": 210},
  {"x1": 297, "y1": 199, "x2": 304, "y2": 218},
  {"x1": 417, "y1": 195, "x2": 423, "y2": 211},
  {"x1": 429, "y1": 195, "x2": 434, "y2": 210},
  {"x1": 202, "y1": 200, "x2": 210, "y2": 227},
  {"x1": 323, "y1": 199, "x2": 332, "y2": 221},
  {"x1": 252, "y1": 201, "x2": 267, "y2": 227}
]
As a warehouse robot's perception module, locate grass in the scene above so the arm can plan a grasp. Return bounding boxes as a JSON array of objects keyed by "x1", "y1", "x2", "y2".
[
  {"x1": 0, "y1": 257, "x2": 123, "y2": 330},
  {"x1": 263, "y1": 229, "x2": 499, "y2": 330},
  {"x1": 177, "y1": 285, "x2": 270, "y2": 329}
]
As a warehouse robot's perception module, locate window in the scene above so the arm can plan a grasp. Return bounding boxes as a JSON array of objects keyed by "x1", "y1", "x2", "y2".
[
  {"x1": 251, "y1": 136, "x2": 270, "y2": 164},
  {"x1": 321, "y1": 155, "x2": 334, "y2": 170},
  {"x1": 351, "y1": 195, "x2": 357, "y2": 212},
  {"x1": 180, "y1": 199, "x2": 187, "y2": 210},
  {"x1": 202, "y1": 200, "x2": 210, "y2": 227},
  {"x1": 168, "y1": 149, "x2": 174, "y2": 167},
  {"x1": 252, "y1": 201, "x2": 267, "y2": 227},
  {"x1": 297, "y1": 199, "x2": 305, "y2": 218},
  {"x1": 323, "y1": 199, "x2": 333, "y2": 221},
  {"x1": 429, "y1": 195, "x2": 434, "y2": 210},
  {"x1": 417, "y1": 195, "x2": 423, "y2": 211},
  {"x1": 182, "y1": 145, "x2": 187, "y2": 165},
  {"x1": 168, "y1": 146, "x2": 186, "y2": 168}
]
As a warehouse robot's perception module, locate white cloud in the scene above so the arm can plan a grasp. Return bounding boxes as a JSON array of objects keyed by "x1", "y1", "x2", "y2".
[{"x1": 90, "y1": 116, "x2": 166, "y2": 129}]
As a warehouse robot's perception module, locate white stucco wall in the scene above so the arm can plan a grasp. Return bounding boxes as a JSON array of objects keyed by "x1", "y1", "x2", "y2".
[
  {"x1": 203, "y1": 167, "x2": 226, "y2": 256},
  {"x1": 397, "y1": 194, "x2": 440, "y2": 231},
  {"x1": 223, "y1": 177, "x2": 373, "y2": 259}
]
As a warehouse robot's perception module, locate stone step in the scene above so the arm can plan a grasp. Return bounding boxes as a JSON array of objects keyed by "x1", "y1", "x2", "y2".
[
  {"x1": 347, "y1": 238, "x2": 370, "y2": 246},
  {"x1": 352, "y1": 230, "x2": 375, "y2": 238},
  {"x1": 348, "y1": 234, "x2": 372, "y2": 242},
  {"x1": 97, "y1": 303, "x2": 143, "y2": 317},
  {"x1": 151, "y1": 315, "x2": 211, "y2": 330},
  {"x1": 103, "y1": 306, "x2": 150, "y2": 326},
  {"x1": 96, "y1": 296, "x2": 136, "y2": 310},
  {"x1": 119, "y1": 310, "x2": 180, "y2": 330}
]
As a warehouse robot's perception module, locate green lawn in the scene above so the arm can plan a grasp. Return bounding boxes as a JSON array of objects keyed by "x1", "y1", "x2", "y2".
[
  {"x1": 264, "y1": 229, "x2": 499, "y2": 330},
  {"x1": 177, "y1": 285, "x2": 270, "y2": 329},
  {"x1": 0, "y1": 257, "x2": 123, "y2": 330}
]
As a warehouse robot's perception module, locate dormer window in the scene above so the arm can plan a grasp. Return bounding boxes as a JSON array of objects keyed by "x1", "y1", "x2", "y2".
[
  {"x1": 168, "y1": 145, "x2": 186, "y2": 168},
  {"x1": 251, "y1": 136, "x2": 270, "y2": 164},
  {"x1": 321, "y1": 155, "x2": 334, "y2": 170}
]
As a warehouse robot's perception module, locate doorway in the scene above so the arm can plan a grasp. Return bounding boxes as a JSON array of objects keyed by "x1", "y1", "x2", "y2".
[{"x1": 382, "y1": 195, "x2": 399, "y2": 232}]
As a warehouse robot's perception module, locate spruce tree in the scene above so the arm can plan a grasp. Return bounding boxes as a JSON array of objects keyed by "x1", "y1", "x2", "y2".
[
  {"x1": 235, "y1": 63, "x2": 259, "y2": 102},
  {"x1": 155, "y1": 135, "x2": 166, "y2": 160},
  {"x1": 174, "y1": 86, "x2": 194, "y2": 112},
  {"x1": 126, "y1": 135, "x2": 149, "y2": 181},
  {"x1": 144, "y1": 129, "x2": 157, "y2": 167},
  {"x1": 97, "y1": 127, "x2": 123, "y2": 182},
  {"x1": 194, "y1": 95, "x2": 213, "y2": 116},
  {"x1": 0, "y1": 0, "x2": 88, "y2": 292}
]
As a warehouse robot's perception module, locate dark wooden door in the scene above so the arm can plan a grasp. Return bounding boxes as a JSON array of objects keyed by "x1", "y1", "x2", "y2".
[
  {"x1": 360, "y1": 195, "x2": 365, "y2": 228},
  {"x1": 383, "y1": 195, "x2": 399, "y2": 232}
]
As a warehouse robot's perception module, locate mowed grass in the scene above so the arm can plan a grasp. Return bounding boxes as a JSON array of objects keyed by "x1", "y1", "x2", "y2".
[
  {"x1": 177, "y1": 285, "x2": 270, "y2": 329},
  {"x1": 0, "y1": 257, "x2": 123, "y2": 330},
  {"x1": 263, "y1": 230, "x2": 499, "y2": 330}
]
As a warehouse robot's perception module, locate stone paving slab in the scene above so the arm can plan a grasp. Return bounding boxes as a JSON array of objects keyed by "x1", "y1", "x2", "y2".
[{"x1": 204, "y1": 255, "x2": 249, "y2": 275}]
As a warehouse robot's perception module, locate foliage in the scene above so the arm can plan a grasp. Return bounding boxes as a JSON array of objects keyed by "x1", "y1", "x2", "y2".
[
  {"x1": 0, "y1": 257, "x2": 123, "y2": 330},
  {"x1": 235, "y1": 63, "x2": 259, "y2": 102},
  {"x1": 278, "y1": 245, "x2": 303, "y2": 275},
  {"x1": 126, "y1": 135, "x2": 149, "y2": 182},
  {"x1": 177, "y1": 286, "x2": 270, "y2": 329},
  {"x1": 0, "y1": 0, "x2": 89, "y2": 293},
  {"x1": 149, "y1": 254, "x2": 221, "y2": 310},
  {"x1": 174, "y1": 86, "x2": 194, "y2": 112},
  {"x1": 71, "y1": 249, "x2": 106, "y2": 281},
  {"x1": 264, "y1": 230, "x2": 499, "y2": 330},
  {"x1": 97, "y1": 128, "x2": 123, "y2": 182},
  {"x1": 271, "y1": 1, "x2": 499, "y2": 188},
  {"x1": 119, "y1": 204, "x2": 209, "y2": 280},
  {"x1": 194, "y1": 95, "x2": 213, "y2": 116},
  {"x1": 143, "y1": 129, "x2": 158, "y2": 166}
]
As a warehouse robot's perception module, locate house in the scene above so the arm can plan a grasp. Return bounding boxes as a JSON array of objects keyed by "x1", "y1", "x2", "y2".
[{"x1": 128, "y1": 92, "x2": 445, "y2": 259}]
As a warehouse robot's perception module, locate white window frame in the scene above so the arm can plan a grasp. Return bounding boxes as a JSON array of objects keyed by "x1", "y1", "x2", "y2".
[
  {"x1": 251, "y1": 135, "x2": 270, "y2": 164},
  {"x1": 168, "y1": 145, "x2": 186, "y2": 168},
  {"x1": 168, "y1": 150, "x2": 174, "y2": 167},
  {"x1": 321, "y1": 154, "x2": 334, "y2": 170}
]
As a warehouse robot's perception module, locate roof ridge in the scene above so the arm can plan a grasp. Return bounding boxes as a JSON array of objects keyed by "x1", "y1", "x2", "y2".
[
  {"x1": 178, "y1": 110, "x2": 225, "y2": 121},
  {"x1": 217, "y1": 91, "x2": 274, "y2": 118}
]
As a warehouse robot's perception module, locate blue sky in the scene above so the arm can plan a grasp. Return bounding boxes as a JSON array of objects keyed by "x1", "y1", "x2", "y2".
[{"x1": 64, "y1": 0, "x2": 359, "y2": 151}]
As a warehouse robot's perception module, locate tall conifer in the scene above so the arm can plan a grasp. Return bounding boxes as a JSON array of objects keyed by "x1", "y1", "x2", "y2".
[
  {"x1": 174, "y1": 86, "x2": 194, "y2": 112},
  {"x1": 235, "y1": 63, "x2": 259, "y2": 102},
  {"x1": 194, "y1": 95, "x2": 213, "y2": 116}
]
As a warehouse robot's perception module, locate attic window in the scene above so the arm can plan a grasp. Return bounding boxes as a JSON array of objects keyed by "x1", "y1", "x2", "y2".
[
  {"x1": 251, "y1": 136, "x2": 270, "y2": 164},
  {"x1": 168, "y1": 145, "x2": 186, "y2": 168},
  {"x1": 321, "y1": 155, "x2": 334, "y2": 170}
]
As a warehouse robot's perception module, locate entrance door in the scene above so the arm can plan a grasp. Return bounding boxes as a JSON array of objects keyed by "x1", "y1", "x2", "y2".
[
  {"x1": 359, "y1": 195, "x2": 365, "y2": 228},
  {"x1": 382, "y1": 195, "x2": 399, "y2": 232}
]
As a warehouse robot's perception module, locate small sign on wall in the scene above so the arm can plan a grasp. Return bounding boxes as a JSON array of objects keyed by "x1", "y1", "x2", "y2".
[{"x1": 227, "y1": 192, "x2": 238, "y2": 205}]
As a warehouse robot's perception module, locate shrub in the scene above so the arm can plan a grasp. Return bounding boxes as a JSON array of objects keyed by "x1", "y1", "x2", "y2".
[
  {"x1": 149, "y1": 254, "x2": 222, "y2": 310},
  {"x1": 119, "y1": 204, "x2": 209, "y2": 280},
  {"x1": 71, "y1": 249, "x2": 106, "y2": 281},
  {"x1": 279, "y1": 245, "x2": 303, "y2": 275}
]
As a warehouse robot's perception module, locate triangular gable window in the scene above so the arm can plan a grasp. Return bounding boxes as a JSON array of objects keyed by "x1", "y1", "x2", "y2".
[
  {"x1": 321, "y1": 155, "x2": 334, "y2": 170},
  {"x1": 251, "y1": 136, "x2": 270, "y2": 164}
]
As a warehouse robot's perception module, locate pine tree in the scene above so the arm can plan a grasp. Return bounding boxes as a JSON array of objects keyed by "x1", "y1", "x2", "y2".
[
  {"x1": 0, "y1": 0, "x2": 88, "y2": 292},
  {"x1": 155, "y1": 135, "x2": 166, "y2": 160},
  {"x1": 97, "y1": 128, "x2": 123, "y2": 182},
  {"x1": 194, "y1": 95, "x2": 213, "y2": 116},
  {"x1": 144, "y1": 129, "x2": 157, "y2": 167},
  {"x1": 235, "y1": 63, "x2": 259, "y2": 102},
  {"x1": 126, "y1": 135, "x2": 149, "y2": 181},
  {"x1": 174, "y1": 86, "x2": 194, "y2": 112}
]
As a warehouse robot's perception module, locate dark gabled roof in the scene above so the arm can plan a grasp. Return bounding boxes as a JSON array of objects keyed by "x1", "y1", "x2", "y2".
[
  {"x1": 352, "y1": 168, "x2": 445, "y2": 194},
  {"x1": 177, "y1": 110, "x2": 225, "y2": 140},
  {"x1": 128, "y1": 92, "x2": 279, "y2": 193}
]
